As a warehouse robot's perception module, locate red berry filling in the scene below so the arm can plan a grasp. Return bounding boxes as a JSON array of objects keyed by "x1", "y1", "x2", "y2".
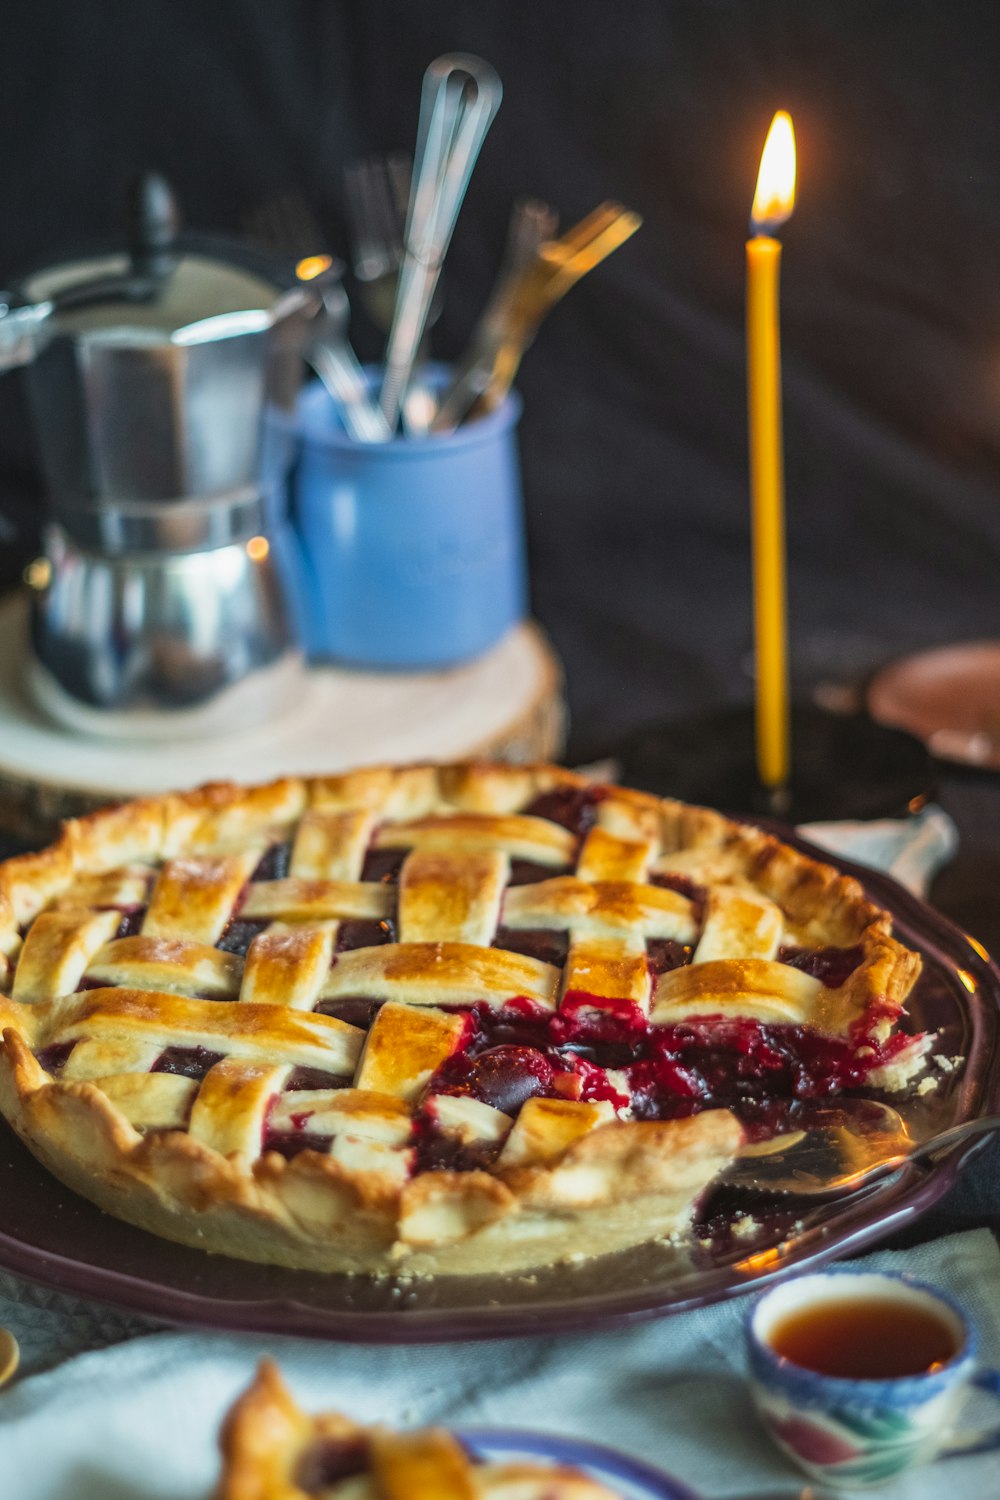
[
  {"x1": 430, "y1": 1044, "x2": 558, "y2": 1115},
  {"x1": 628, "y1": 1014, "x2": 915, "y2": 1131},
  {"x1": 507, "y1": 858, "x2": 572, "y2": 886},
  {"x1": 521, "y1": 785, "x2": 607, "y2": 834},
  {"x1": 251, "y1": 842, "x2": 292, "y2": 882},
  {"x1": 151, "y1": 1045, "x2": 225, "y2": 1080},
  {"x1": 555, "y1": 992, "x2": 648, "y2": 1043},
  {"x1": 313, "y1": 996, "x2": 384, "y2": 1028},
  {"x1": 778, "y1": 944, "x2": 865, "y2": 987},
  {"x1": 110, "y1": 905, "x2": 147, "y2": 939},
  {"x1": 34, "y1": 1041, "x2": 77, "y2": 1075},
  {"x1": 336, "y1": 919, "x2": 395, "y2": 951},
  {"x1": 283, "y1": 1065, "x2": 354, "y2": 1091},
  {"x1": 360, "y1": 847, "x2": 408, "y2": 884},
  {"x1": 421, "y1": 990, "x2": 916, "y2": 1146},
  {"x1": 461, "y1": 997, "x2": 555, "y2": 1053},
  {"x1": 493, "y1": 925, "x2": 569, "y2": 966},
  {"x1": 649, "y1": 872, "x2": 706, "y2": 904},
  {"x1": 295, "y1": 1438, "x2": 369, "y2": 1491},
  {"x1": 263, "y1": 1128, "x2": 335, "y2": 1160},
  {"x1": 646, "y1": 938, "x2": 694, "y2": 976},
  {"x1": 216, "y1": 919, "x2": 267, "y2": 957},
  {"x1": 410, "y1": 1108, "x2": 506, "y2": 1174},
  {"x1": 562, "y1": 1054, "x2": 631, "y2": 1108}
]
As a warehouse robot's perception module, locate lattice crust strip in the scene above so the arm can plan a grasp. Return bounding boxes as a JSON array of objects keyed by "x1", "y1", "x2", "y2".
[{"x1": 0, "y1": 762, "x2": 927, "y2": 1277}]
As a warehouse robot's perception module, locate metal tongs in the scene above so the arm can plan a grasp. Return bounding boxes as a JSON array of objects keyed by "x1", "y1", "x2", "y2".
[
  {"x1": 378, "y1": 53, "x2": 503, "y2": 433},
  {"x1": 431, "y1": 200, "x2": 642, "y2": 432}
]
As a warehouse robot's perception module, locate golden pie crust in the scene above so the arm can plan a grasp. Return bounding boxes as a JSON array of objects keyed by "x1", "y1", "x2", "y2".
[{"x1": 0, "y1": 762, "x2": 925, "y2": 1276}]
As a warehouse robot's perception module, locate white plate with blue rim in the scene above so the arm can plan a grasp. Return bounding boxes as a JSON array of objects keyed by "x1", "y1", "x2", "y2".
[{"x1": 458, "y1": 1428, "x2": 700, "y2": 1498}]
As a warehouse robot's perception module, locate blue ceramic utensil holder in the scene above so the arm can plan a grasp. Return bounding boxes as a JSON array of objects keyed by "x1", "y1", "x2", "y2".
[{"x1": 285, "y1": 378, "x2": 527, "y2": 668}]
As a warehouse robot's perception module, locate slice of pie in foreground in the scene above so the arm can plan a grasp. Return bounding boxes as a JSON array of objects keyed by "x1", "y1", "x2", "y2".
[{"x1": 216, "y1": 1359, "x2": 622, "y2": 1500}]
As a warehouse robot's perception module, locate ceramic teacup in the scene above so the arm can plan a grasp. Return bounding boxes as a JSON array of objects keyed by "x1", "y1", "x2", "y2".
[{"x1": 747, "y1": 1269, "x2": 1000, "y2": 1489}]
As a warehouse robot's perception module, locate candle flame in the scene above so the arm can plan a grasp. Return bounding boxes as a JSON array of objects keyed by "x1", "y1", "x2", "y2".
[{"x1": 751, "y1": 111, "x2": 796, "y2": 234}]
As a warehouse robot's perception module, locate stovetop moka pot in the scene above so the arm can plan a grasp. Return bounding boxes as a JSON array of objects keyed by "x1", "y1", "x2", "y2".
[{"x1": 1, "y1": 174, "x2": 336, "y2": 739}]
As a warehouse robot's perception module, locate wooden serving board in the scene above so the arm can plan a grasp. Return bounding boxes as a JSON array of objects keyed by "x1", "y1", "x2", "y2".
[{"x1": 0, "y1": 593, "x2": 566, "y2": 842}]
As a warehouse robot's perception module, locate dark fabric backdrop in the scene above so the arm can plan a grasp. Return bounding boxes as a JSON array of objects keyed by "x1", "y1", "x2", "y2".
[
  {"x1": 1, "y1": 0, "x2": 998, "y2": 1236},
  {"x1": 2, "y1": 0, "x2": 999, "y2": 746}
]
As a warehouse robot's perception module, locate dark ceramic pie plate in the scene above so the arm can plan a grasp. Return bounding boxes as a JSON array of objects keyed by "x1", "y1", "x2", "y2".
[{"x1": 0, "y1": 835, "x2": 996, "y2": 1343}]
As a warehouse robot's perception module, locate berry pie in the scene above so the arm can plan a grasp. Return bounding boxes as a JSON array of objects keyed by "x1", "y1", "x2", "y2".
[
  {"x1": 217, "y1": 1360, "x2": 620, "y2": 1499},
  {"x1": 0, "y1": 762, "x2": 928, "y2": 1275}
]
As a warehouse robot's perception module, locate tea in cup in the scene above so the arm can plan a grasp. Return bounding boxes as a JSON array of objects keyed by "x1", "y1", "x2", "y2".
[{"x1": 747, "y1": 1269, "x2": 1000, "y2": 1488}]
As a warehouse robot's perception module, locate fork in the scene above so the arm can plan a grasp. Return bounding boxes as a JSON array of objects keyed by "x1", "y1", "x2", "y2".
[
  {"x1": 344, "y1": 152, "x2": 440, "y2": 431},
  {"x1": 430, "y1": 197, "x2": 558, "y2": 433},
  {"x1": 344, "y1": 153, "x2": 412, "y2": 333},
  {"x1": 431, "y1": 200, "x2": 641, "y2": 431}
]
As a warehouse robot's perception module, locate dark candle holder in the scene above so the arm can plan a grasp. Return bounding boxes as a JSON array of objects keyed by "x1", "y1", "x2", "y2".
[{"x1": 612, "y1": 702, "x2": 934, "y2": 824}]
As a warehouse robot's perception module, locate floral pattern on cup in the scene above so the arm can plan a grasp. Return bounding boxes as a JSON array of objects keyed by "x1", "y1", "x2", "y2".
[
  {"x1": 746, "y1": 1269, "x2": 1000, "y2": 1490},
  {"x1": 754, "y1": 1386, "x2": 961, "y2": 1485}
]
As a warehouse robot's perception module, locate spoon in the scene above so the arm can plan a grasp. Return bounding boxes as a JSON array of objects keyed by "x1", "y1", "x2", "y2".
[
  {"x1": 430, "y1": 200, "x2": 641, "y2": 431},
  {"x1": 379, "y1": 53, "x2": 502, "y2": 432},
  {"x1": 0, "y1": 1328, "x2": 19, "y2": 1388},
  {"x1": 431, "y1": 197, "x2": 558, "y2": 432},
  {"x1": 727, "y1": 1103, "x2": 1000, "y2": 1200}
]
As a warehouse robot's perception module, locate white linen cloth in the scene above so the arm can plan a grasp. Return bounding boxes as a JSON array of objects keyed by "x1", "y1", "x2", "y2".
[
  {"x1": 798, "y1": 804, "x2": 958, "y2": 900},
  {"x1": 0, "y1": 1231, "x2": 998, "y2": 1500},
  {"x1": 0, "y1": 803, "x2": 976, "y2": 1498}
]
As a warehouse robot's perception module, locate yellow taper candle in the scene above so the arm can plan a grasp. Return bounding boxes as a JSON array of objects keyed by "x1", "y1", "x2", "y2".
[{"x1": 747, "y1": 110, "x2": 796, "y2": 791}]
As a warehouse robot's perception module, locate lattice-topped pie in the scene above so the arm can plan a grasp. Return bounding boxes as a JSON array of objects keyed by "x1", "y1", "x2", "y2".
[
  {"x1": 217, "y1": 1360, "x2": 619, "y2": 1499},
  {"x1": 0, "y1": 762, "x2": 928, "y2": 1275}
]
